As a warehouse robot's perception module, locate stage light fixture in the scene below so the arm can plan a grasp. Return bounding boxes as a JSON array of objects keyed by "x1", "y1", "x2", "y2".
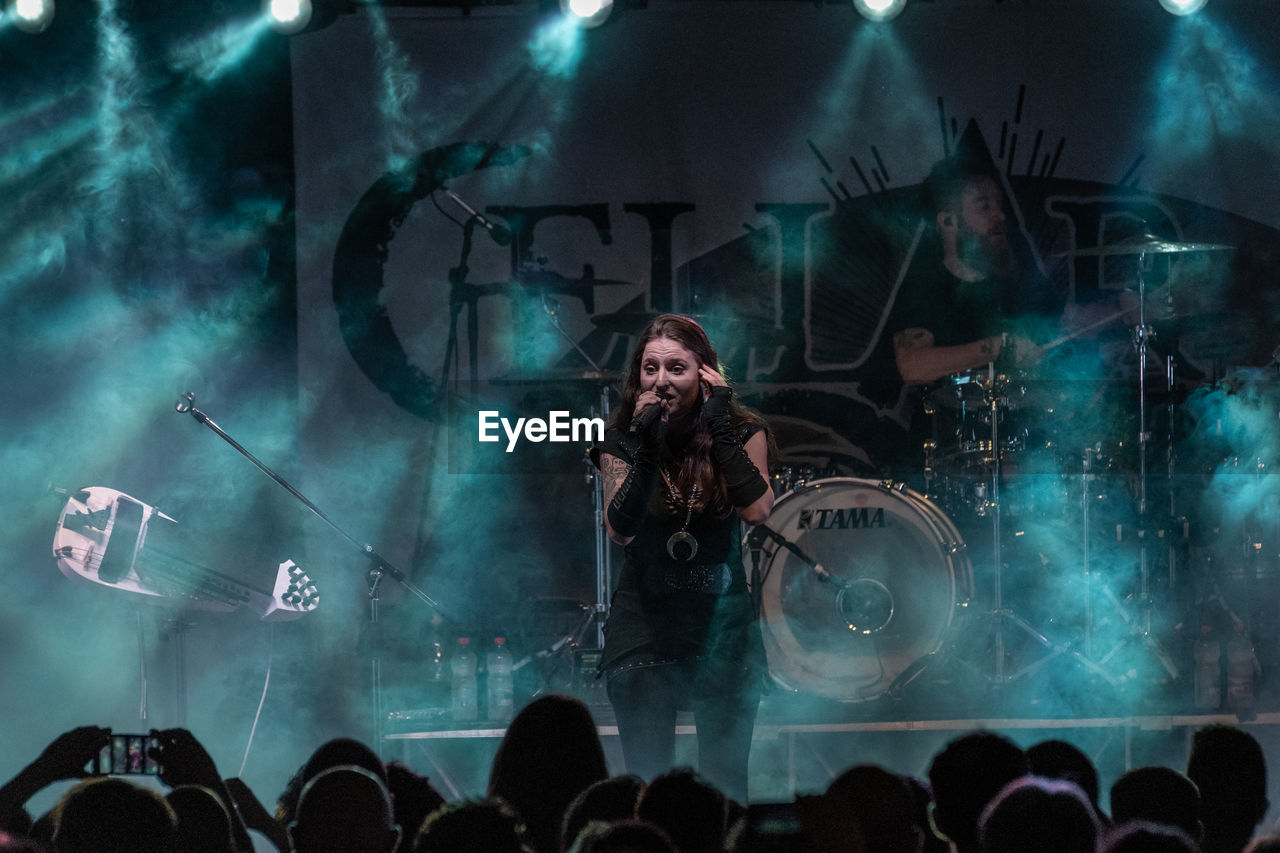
[
  {"x1": 1158, "y1": 0, "x2": 1208, "y2": 14},
  {"x1": 5, "y1": 0, "x2": 55, "y2": 33},
  {"x1": 560, "y1": 0, "x2": 613, "y2": 29},
  {"x1": 265, "y1": 0, "x2": 312, "y2": 34},
  {"x1": 853, "y1": 0, "x2": 906, "y2": 23}
]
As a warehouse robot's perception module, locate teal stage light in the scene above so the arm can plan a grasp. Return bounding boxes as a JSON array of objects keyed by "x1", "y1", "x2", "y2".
[
  {"x1": 1158, "y1": 0, "x2": 1209, "y2": 15},
  {"x1": 265, "y1": 0, "x2": 312, "y2": 34},
  {"x1": 6, "y1": 0, "x2": 55, "y2": 33},
  {"x1": 561, "y1": 0, "x2": 613, "y2": 29},
  {"x1": 853, "y1": 0, "x2": 907, "y2": 23}
]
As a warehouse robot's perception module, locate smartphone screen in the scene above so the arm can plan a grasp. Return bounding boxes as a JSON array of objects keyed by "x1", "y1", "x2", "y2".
[{"x1": 108, "y1": 734, "x2": 160, "y2": 775}]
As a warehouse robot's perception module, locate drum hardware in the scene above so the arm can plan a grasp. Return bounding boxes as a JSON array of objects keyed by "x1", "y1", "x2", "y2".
[
  {"x1": 957, "y1": 364, "x2": 1124, "y2": 689},
  {"x1": 1073, "y1": 443, "x2": 1163, "y2": 671},
  {"x1": 771, "y1": 464, "x2": 841, "y2": 496},
  {"x1": 926, "y1": 370, "x2": 1029, "y2": 518},
  {"x1": 1110, "y1": 250, "x2": 1181, "y2": 679}
]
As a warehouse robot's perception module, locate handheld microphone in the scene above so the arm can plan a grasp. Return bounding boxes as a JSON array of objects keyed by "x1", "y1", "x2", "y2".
[
  {"x1": 629, "y1": 403, "x2": 663, "y2": 436},
  {"x1": 629, "y1": 390, "x2": 670, "y2": 436}
]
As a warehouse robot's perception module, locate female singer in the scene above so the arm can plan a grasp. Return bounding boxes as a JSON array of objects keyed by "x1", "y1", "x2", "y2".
[{"x1": 594, "y1": 314, "x2": 773, "y2": 802}]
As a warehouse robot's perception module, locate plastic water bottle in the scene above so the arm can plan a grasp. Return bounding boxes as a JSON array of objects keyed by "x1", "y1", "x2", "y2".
[
  {"x1": 450, "y1": 637, "x2": 478, "y2": 722},
  {"x1": 424, "y1": 615, "x2": 449, "y2": 709},
  {"x1": 1226, "y1": 625, "x2": 1257, "y2": 716},
  {"x1": 1192, "y1": 625, "x2": 1221, "y2": 711},
  {"x1": 486, "y1": 637, "x2": 515, "y2": 723}
]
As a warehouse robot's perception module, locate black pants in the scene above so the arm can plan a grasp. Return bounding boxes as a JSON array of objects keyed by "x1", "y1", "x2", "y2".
[{"x1": 606, "y1": 657, "x2": 760, "y2": 803}]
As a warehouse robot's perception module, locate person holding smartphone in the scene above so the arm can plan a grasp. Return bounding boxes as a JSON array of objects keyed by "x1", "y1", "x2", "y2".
[{"x1": 594, "y1": 313, "x2": 774, "y2": 803}]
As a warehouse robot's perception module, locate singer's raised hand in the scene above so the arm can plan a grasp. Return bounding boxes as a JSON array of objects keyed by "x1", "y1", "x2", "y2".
[{"x1": 698, "y1": 363, "x2": 727, "y2": 394}]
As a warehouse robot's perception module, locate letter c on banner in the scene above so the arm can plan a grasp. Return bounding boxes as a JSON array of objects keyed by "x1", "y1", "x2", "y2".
[{"x1": 331, "y1": 141, "x2": 532, "y2": 420}]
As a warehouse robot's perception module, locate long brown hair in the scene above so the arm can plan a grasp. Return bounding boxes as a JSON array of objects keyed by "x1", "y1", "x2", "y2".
[{"x1": 612, "y1": 314, "x2": 770, "y2": 514}]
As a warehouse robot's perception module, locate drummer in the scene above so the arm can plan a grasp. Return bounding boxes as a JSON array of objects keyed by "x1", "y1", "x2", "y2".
[{"x1": 890, "y1": 154, "x2": 1059, "y2": 387}]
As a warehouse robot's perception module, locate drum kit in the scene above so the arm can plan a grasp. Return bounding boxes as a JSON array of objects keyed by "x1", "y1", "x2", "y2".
[{"x1": 746, "y1": 233, "x2": 1249, "y2": 707}]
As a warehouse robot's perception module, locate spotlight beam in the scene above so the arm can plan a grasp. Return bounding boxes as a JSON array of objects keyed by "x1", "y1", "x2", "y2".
[
  {"x1": 854, "y1": 0, "x2": 907, "y2": 22},
  {"x1": 6, "y1": 0, "x2": 55, "y2": 33}
]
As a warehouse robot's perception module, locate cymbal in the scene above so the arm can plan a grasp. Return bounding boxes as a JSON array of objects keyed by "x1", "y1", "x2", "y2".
[{"x1": 1055, "y1": 233, "x2": 1234, "y2": 258}]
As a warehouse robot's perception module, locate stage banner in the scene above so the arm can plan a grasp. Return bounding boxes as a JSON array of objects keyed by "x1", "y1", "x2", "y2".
[{"x1": 290, "y1": 1, "x2": 1280, "y2": 630}]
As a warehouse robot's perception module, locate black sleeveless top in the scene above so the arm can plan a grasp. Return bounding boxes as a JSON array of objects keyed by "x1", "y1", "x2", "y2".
[{"x1": 596, "y1": 425, "x2": 766, "y2": 682}]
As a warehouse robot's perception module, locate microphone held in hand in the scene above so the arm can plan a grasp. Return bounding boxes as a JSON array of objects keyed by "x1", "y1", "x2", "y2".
[
  {"x1": 629, "y1": 401, "x2": 663, "y2": 436},
  {"x1": 629, "y1": 390, "x2": 671, "y2": 436}
]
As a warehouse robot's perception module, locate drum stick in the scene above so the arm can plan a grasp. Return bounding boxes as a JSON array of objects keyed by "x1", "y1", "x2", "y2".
[{"x1": 1029, "y1": 307, "x2": 1128, "y2": 359}]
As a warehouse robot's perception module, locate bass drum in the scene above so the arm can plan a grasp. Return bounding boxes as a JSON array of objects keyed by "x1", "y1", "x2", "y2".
[{"x1": 745, "y1": 478, "x2": 972, "y2": 702}]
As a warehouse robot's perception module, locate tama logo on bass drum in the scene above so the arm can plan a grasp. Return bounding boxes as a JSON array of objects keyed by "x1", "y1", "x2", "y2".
[{"x1": 797, "y1": 507, "x2": 887, "y2": 530}]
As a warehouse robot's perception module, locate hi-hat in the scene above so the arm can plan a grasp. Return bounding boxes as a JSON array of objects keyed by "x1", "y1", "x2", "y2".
[{"x1": 1055, "y1": 233, "x2": 1234, "y2": 257}]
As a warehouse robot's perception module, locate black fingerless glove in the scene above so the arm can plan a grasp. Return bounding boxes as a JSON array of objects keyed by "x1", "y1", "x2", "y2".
[
  {"x1": 703, "y1": 386, "x2": 768, "y2": 508},
  {"x1": 607, "y1": 413, "x2": 665, "y2": 538}
]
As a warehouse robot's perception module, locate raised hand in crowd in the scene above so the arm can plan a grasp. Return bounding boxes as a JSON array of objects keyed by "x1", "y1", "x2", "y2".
[
  {"x1": 0, "y1": 726, "x2": 109, "y2": 836},
  {"x1": 149, "y1": 728, "x2": 255, "y2": 852},
  {"x1": 223, "y1": 776, "x2": 290, "y2": 853}
]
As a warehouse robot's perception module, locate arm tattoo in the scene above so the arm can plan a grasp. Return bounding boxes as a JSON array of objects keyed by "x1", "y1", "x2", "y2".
[
  {"x1": 601, "y1": 454, "x2": 630, "y2": 503},
  {"x1": 894, "y1": 328, "x2": 929, "y2": 351}
]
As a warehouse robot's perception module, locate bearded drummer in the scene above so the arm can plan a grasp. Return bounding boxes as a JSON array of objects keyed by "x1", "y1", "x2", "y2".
[{"x1": 890, "y1": 155, "x2": 1058, "y2": 387}]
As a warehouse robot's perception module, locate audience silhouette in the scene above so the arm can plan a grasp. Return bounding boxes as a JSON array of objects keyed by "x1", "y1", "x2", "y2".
[
  {"x1": 568, "y1": 819, "x2": 678, "y2": 853},
  {"x1": 928, "y1": 731, "x2": 1030, "y2": 853},
  {"x1": 488, "y1": 695, "x2": 610, "y2": 853},
  {"x1": 1098, "y1": 820, "x2": 1198, "y2": 853},
  {"x1": 561, "y1": 775, "x2": 646, "y2": 852},
  {"x1": 53, "y1": 776, "x2": 179, "y2": 853},
  {"x1": 978, "y1": 776, "x2": 1101, "y2": 853},
  {"x1": 1109, "y1": 766, "x2": 1202, "y2": 845},
  {"x1": 823, "y1": 764, "x2": 921, "y2": 853},
  {"x1": 413, "y1": 797, "x2": 533, "y2": 853},
  {"x1": 287, "y1": 765, "x2": 400, "y2": 853},
  {"x1": 2, "y1": 712, "x2": 1277, "y2": 853},
  {"x1": 1188, "y1": 723, "x2": 1270, "y2": 853},
  {"x1": 1027, "y1": 739, "x2": 1104, "y2": 821},
  {"x1": 634, "y1": 768, "x2": 728, "y2": 853},
  {"x1": 165, "y1": 785, "x2": 238, "y2": 853}
]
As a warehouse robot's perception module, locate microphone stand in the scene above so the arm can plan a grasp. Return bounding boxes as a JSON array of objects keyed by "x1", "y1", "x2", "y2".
[
  {"x1": 539, "y1": 295, "x2": 616, "y2": 651},
  {"x1": 175, "y1": 392, "x2": 453, "y2": 752},
  {"x1": 748, "y1": 523, "x2": 849, "y2": 589}
]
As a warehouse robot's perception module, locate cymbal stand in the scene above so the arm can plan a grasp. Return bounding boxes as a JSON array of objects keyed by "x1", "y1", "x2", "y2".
[
  {"x1": 1081, "y1": 446, "x2": 1098, "y2": 659},
  {"x1": 1116, "y1": 253, "x2": 1179, "y2": 677},
  {"x1": 978, "y1": 364, "x2": 1120, "y2": 686}
]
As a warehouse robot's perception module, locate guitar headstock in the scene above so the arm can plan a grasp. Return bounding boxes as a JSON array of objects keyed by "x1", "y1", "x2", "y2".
[{"x1": 262, "y1": 559, "x2": 319, "y2": 621}]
